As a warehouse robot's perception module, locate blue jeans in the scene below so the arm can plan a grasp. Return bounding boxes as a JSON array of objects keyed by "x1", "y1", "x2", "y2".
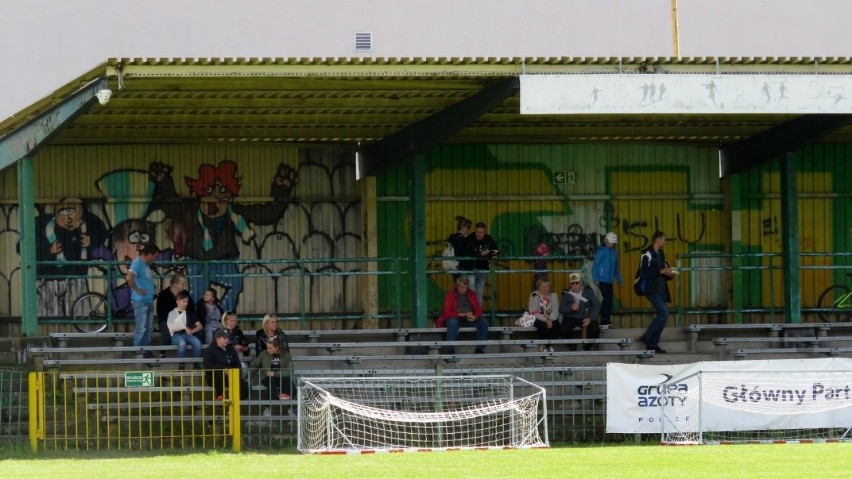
[
  {"x1": 467, "y1": 271, "x2": 487, "y2": 305},
  {"x1": 132, "y1": 301, "x2": 153, "y2": 347},
  {"x1": 171, "y1": 332, "x2": 202, "y2": 358},
  {"x1": 643, "y1": 292, "x2": 669, "y2": 347},
  {"x1": 445, "y1": 316, "x2": 489, "y2": 352}
]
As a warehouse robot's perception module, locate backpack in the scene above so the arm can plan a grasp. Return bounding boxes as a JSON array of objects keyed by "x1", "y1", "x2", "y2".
[
  {"x1": 633, "y1": 257, "x2": 645, "y2": 296},
  {"x1": 441, "y1": 242, "x2": 459, "y2": 271},
  {"x1": 633, "y1": 268, "x2": 644, "y2": 296}
]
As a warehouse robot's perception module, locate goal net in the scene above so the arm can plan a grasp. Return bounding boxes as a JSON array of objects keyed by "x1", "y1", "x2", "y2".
[
  {"x1": 661, "y1": 368, "x2": 852, "y2": 445},
  {"x1": 297, "y1": 375, "x2": 548, "y2": 453}
]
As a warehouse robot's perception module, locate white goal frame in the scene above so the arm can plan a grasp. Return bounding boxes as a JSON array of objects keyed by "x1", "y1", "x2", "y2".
[
  {"x1": 660, "y1": 368, "x2": 852, "y2": 445},
  {"x1": 297, "y1": 375, "x2": 548, "y2": 453}
]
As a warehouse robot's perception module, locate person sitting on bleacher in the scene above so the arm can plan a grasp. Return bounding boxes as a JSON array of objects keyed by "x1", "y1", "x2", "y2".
[
  {"x1": 197, "y1": 288, "x2": 225, "y2": 344},
  {"x1": 203, "y1": 328, "x2": 248, "y2": 400},
  {"x1": 156, "y1": 273, "x2": 195, "y2": 357},
  {"x1": 529, "y1": 277, "x2": 561, "y2": 352},
  {"x1": 166, "y1": 291, "x2": 203, "y2": 368},
  {"x1": 436, "y1": 275, "x2": 488, "y2": 354},
  {"x1": 250, "y1": 337, "x2": 293, "y2": 400},
  {"x1": 559, "y1": 272, "x2": 601, "y2": 351},
  {"x1": 255, "y1": 313, "x2": 290, "y2": 356},
  {"x1": 221, "y1": 311, "x2": 249, "y2": 360}
]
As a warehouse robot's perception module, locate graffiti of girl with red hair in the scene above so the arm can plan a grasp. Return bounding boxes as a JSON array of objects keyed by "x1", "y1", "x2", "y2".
[{"x1": 150, "y1": 159, "x2": 298, "y2": 311}]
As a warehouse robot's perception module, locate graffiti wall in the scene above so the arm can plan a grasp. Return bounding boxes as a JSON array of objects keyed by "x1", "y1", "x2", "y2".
[
  {"x1": 377, "y1": 144, "x2": 729, "y2": 323},
  {"x1": 2, "y1": 142, "x2": 849, "y2": 326},
  {"x1": 0, "y1": 145, "x2": 360, "y2": 323}
]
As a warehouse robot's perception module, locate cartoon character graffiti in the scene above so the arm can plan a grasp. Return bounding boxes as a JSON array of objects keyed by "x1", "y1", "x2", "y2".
[
  {"x1": 93, "y1": 169, "x2": 177, "y2": 318},
  {"x1": 32, "y1": 198, "x2": 108, "y2": 316},
  {"x1": 149, "y1": 160, "x2": 298, "y2": 311}
]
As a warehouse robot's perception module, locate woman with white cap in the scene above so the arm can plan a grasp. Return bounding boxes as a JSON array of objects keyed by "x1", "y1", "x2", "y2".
[{"x1": 592, "y1": 232, "x2": 623, "y2": 326}]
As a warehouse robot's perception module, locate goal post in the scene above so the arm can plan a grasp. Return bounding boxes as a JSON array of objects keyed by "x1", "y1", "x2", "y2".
[
  {"x1": 297, "y1": 375, "x2": 548, "y2": 453},
  {"x1": 661, "y1": 368, "x2": 852, "y2": 445}
]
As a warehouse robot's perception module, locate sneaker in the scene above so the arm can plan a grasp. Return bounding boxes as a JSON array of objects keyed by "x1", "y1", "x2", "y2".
[
  {"x1": 600, "y1": 319, "x2": 612, "y2": 326},
  {"x1": 539, "y1": 345, "x2": 547, "y2": 352},
  {"x1": 262, "y1": 407, "x2": 271, "y2": 417},
  {"x1": 278, "y1": 393, "x2": 291, "y2": 400},
  {"x1": 652, "y1": 346, "x2": 667, "y2": 354},
  {"x1": 474, "y1": 348, "x2": 485, "y2": 354},
  {"x1": 547, "y1": 346, "x2": 556, "y2": 353}
]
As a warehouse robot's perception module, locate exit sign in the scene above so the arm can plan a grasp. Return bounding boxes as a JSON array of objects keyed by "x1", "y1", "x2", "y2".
[
  {"x1": 125, "y1": 371, "x2": 154, "y2": 388},
  {"x1": 552, "y1": 170, "x2": 577, "y2": 185}
]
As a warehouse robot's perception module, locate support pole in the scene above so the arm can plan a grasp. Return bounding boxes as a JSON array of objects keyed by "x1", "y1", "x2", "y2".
[
  {"x1": 728, "y1": 174, "x2": 744, "y2": 324},
  {"x1": 19, "y1": 156, "x2": 38, "y2": 336},
  {"x1": 409, "y1": 156, "x2": 428, "y2": 327},
  {"x1": 780, "y1": 152, "x2": 801, "y2": 323}
]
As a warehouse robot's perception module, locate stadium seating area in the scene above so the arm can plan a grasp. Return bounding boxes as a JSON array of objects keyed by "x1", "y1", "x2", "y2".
[{"x1": 17, "y1": 321, "x2": 852, "y2": 448}]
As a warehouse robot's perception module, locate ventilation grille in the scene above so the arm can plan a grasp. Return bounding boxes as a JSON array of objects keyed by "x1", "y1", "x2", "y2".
[{"x1": 354, "y1": 32, "x2": 373, "y2": 52}]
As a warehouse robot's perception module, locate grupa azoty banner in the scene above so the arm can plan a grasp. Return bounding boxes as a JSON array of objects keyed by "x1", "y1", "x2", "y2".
[{"x1": 606, "y1": 357, "x2": 852, "y2": 433}]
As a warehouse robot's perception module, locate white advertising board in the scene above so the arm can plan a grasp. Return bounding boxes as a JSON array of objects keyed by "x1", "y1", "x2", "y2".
[
  {"x1": 606, "y1": 358, "x2": 852, "y2": 433},
  {"x1": 521, "y1": 74, "x2": 852, "y2": 115}
]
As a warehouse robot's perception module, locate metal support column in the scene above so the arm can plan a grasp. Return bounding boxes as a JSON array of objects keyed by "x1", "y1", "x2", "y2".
[
  {"x1": 18, "y1": 156, "x2": 38, "y2": 336},
  {"x1": 409, "y1": 155, "x2": 428, "y2": 327},
  {"x1": 728, "y1": 174, "x2": 744, "y2": 324},
  {"x1": 780, "y1": 152, "x2": 801, "y2": 323}
]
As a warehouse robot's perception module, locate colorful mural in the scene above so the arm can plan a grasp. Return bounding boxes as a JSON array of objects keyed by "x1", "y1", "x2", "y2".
[
  {"x1": 0, "y1": 142, "x2": 849, "y2": 327},
  {"x1": 0, "y1": 145, "x2": 360, "y2": 323}
]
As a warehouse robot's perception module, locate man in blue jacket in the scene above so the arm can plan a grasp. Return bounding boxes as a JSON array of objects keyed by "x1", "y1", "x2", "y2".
[{"x1": 592, "y1": 232, "x2": 622, "y2": 326}]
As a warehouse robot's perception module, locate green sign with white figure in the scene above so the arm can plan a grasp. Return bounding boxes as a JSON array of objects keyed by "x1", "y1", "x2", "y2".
[{"x1": 125, "y1": 371, "x2": 154, "y2": 387}]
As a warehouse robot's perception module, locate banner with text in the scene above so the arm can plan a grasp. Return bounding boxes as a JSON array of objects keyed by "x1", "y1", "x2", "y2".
[{"x1": 606, "y1": 358, "x2": 852, "y2": 433}]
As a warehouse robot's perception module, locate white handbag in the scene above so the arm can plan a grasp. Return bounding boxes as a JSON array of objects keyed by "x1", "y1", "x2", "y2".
[{"x1": 515, "y1": 311, "x2": 536, "y2": 328}]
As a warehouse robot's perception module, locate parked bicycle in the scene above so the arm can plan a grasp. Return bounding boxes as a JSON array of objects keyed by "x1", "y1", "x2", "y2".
[
  {"x1": 816, "y1": 274, "x2": 852, "y2": 323},
  {"x1": 52, "y1": 267, "x2": 134, "y2": 333},
  {"x1": 69, "y1": 291, "x2": 135, "y2": 333}
]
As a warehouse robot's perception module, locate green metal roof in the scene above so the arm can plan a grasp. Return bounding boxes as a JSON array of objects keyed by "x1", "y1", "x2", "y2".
[{"x1": 3, "y1": 56, "x2": 852, "y2": 150}]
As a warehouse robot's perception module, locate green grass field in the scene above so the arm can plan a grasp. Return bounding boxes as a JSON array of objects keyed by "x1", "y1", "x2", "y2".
[{"x1": 0, "y1": 443, "x2": 847, "y2": 478}]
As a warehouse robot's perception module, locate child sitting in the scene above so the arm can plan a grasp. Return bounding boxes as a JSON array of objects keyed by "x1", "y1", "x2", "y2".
[{"x1": 197, "y1": 288, "x2": 225, "y2": 343}]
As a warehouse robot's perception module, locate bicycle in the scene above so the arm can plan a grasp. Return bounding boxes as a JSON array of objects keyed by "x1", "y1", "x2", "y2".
[
  {"x1": 816, "y1": 274, "x2": 852, "y2": 323},
  {"x1": 67, "y1": 291, "x2": 111, "y2": 333},
  {"x1": 51, "y1": 271, "x2": 133, "y2": 333}
]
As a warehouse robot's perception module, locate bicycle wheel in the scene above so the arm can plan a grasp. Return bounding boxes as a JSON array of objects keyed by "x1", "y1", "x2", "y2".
[
  {"x1": 71, "y1": 292, "x2": 110, "y2": 333},
  {"x1": 816, "y1": 285, "x2": 852, "y2": 323}
]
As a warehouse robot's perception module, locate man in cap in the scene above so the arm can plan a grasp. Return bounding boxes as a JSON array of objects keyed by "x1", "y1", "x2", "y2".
[
  {"x1": 592, "y1": 232, "x2": 622, "y2": 326},
  {"x1": 559, "y1": 272, "x2": 601, "y2": 350}
]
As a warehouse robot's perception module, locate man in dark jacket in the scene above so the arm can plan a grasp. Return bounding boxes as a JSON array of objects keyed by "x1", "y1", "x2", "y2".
[
  {"x1": 465, "y1": 222, "x2": 498, "y2": 305},
  {"x1": 637, "y1": 231, "x2": 676, "y2": 354},
  {"x1": 559, "y1": 272, "x2": 601, "y2": 350},
  {"x1": 203, "y1": 328, "x2": 247, "y2": 399}
]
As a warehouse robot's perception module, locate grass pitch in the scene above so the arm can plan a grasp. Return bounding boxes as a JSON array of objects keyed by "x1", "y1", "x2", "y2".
[{"x1": 1, "y1": 443, "x2": 847, "y2": 478}]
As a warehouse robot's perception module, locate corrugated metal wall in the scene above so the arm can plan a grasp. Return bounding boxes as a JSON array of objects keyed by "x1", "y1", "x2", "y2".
[
  {"x1": 0, "y1": 144, "x2": 360, "y2": 325},
  {"x1": 2, "y1": 141, "x2": 851, "y2": 325},
  {"x1": 377, "y1": 144, "x2": 727, "y2": 325},
  {"x1": 736, "y1": 144, "x2": 852, "y2": 311}
]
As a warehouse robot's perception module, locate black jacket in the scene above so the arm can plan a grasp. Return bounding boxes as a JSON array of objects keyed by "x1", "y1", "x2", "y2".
[
  {"x1": 639, "y1": 247, "x2": 672, "y2": 302},
  {"x1": 203, "y1": 343, "x2": 241, "y2": 370}
]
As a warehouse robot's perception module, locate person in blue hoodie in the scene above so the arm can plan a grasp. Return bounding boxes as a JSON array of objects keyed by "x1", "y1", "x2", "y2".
[{"x1": 592, "y1": 232, "x2": 622, "y2": 326}]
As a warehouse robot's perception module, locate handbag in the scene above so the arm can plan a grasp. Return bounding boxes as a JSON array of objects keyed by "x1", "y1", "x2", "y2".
[
  {"x1": 515, "y1": 311, "x2": 536, "y2": 328},
  {"x1": 441, "y1": 242, "x2": 459, "y2": 271}
]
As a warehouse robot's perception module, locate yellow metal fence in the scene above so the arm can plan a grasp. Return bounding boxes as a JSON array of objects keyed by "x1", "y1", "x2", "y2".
[{"x1": 28, "y1": 369, "x2": 243, "y2": 453}]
